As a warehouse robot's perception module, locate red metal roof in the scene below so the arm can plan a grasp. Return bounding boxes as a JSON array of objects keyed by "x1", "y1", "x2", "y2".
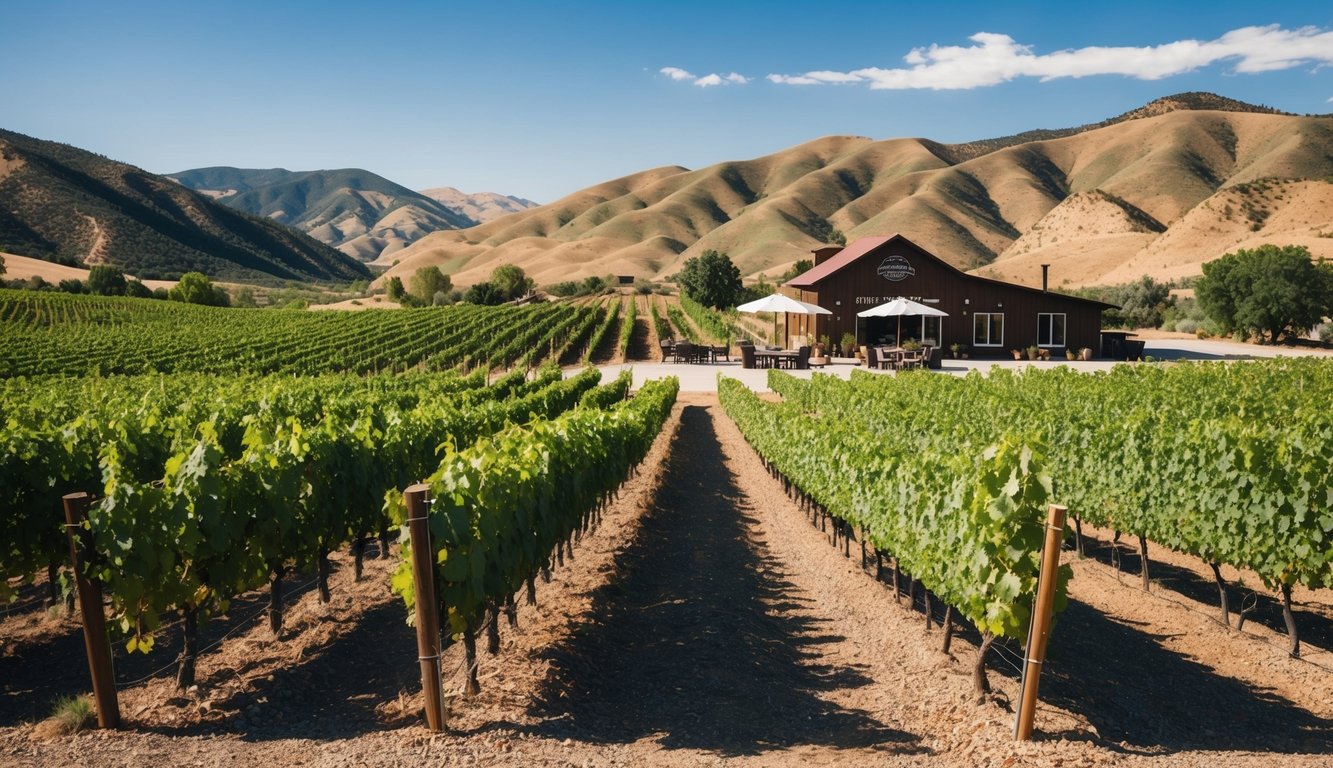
[{"x1": 786, "y1": 236, "x2": 895, "y2": 288}]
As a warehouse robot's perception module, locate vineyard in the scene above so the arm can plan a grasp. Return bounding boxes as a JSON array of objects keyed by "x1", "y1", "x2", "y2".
[
  {"x1": 0, "y1": 289, "x2": 610, "y2": 375},
  {"x1": 3, "y1": 289, "x2": 1332, "y2": 766}
]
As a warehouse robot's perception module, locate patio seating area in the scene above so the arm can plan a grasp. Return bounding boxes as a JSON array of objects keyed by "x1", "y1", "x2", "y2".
[
  {"x1": 866, "y1": 344, "x2": 936, "y2": 371},
  {"x1": 660, "y1": 339, "x2": 730, "y2": 364}
]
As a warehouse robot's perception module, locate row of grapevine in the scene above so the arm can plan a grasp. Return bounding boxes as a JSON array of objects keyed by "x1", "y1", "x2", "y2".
[
  {"x1": 664, "y1": 303, "x2": 701, "y2": 343},
  {"x1": 769, "y1": 360, "x2": 1333, "y2": 655},
  {"x1": 679, "y1": 295, "x2": 735, "y2": 343},
  {"x1": 718, "y1": 376, "x2": 1066, "y2": 694},
  {"x1": 581, "y1": 299, "x2": 620, "y2": 364},
  {"x1": 0, "y1": 289, "x2": 590, "y2": 377},
  {"x1": 648, "y1": 297, "x2": 672, "y2": 346},
  {"x1": 391, "y1": 376, "x2": 679, "y2": 693},
  {"x1": 2, "y1": 366, "x2": 624, "y2": 685},
  {"x1": 617, "y1": 295, "x2": 637, "y2": 360}
]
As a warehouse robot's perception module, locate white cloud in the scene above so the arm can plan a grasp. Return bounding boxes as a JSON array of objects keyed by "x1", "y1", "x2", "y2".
[
  {"x1": 660, "y1": 66, "x2": 695, "y2": 81},
  {"x1": 765, "y1": 25, "x2": 1333, "y2": 90},
  {"x1": 661, "y1": 67, "x2": 750, "y2": 87}
]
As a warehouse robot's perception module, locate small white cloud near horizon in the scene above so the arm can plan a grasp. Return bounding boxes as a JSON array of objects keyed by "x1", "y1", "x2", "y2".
[
  {"x1": 764, "y1": 25, "x2": 1333, "y2": 90},
  {"x1": 660, "y1": 67, "x2": 750, "y2": 87}
]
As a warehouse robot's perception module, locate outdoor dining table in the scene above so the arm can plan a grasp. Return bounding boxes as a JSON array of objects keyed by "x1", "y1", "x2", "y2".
[{"x1": 754, "y1": 350, "x2": 799, "y2": 369}]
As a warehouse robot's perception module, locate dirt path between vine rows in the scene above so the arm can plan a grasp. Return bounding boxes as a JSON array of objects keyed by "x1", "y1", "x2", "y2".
[{"x1": 4, "y1": 395, "x2": 1332, "y2": 767}]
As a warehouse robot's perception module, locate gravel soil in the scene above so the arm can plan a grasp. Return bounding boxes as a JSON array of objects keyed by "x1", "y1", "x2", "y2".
[{"x1": 2, "y1": 394, "x2": 1330, "y2": 766}]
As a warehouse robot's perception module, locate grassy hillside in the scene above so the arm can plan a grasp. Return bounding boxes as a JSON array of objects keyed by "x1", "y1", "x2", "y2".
[
  {"x1": 377, "y1": 93, "x2": 1333, "y2": 290},
  {"x1": 171, "y1": 166, "x2": 476, "y2": 262},
  {"x1": 0, "y1": 131, "x2": 370, "y2": 284}
]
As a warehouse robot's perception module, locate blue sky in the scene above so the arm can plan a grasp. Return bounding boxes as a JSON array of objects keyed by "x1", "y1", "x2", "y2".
[{"x1": 4, "y1": 1, "x2": 1331, "y2": 202}]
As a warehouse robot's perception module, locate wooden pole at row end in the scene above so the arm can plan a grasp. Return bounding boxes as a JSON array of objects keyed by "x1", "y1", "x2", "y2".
[
  {"x1": 1015, "y1": 503, "x2": 1067, "y2": 741},
  {"x1": 62, "y1": 492, "x2": 120, "y2": 729},
  {"x1": 405, "y1": 484, "x2": 447, "y2": 731}
]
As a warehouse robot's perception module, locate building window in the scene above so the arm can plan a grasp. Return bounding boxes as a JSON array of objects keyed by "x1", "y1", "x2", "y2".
[
  {"x1": 974, "y1": 312, "x2": 1003, "y2": 346},
  {"x1": 1037, "y1": 313, "x2": 1066, "y2": 347}
]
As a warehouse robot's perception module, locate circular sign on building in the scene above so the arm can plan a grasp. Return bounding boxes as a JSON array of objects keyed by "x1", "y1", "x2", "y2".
[{"x1": 876, "y1": 255, "x2": 915, "y2": 281}]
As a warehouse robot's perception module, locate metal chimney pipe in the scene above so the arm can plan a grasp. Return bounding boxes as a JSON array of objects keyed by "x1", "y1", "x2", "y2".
[{"x1": 1041, "y1": 264, "x2": 1049, "y2": 293}]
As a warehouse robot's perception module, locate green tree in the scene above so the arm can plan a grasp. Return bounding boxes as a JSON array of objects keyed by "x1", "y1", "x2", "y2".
[
  {"x1": 490, "y1": 264, "x2": 533, "y2": 301},
  {"x1": 169, "y1": 272, "x2": 229, "y2": 307},
  {"x1": 677, "y1": 249, "x2": 742, "y2": 309},
  {"x1": 58, "y1": 278, "x2": 86, "y2": 294},
  {"x1": 410, "y1": 266, "x2": 451, "y2": 303},
  {"x1": 1197, "y1": 245, "x2": 1333, "y2": 342},
  {"x1": 464, "y1": 281, "x2": 504, "y2": 305},
  {"x1": 781, "y1": 259, "x2": 814, "y2": 284},
  {"x1": 0, "y1": 253, "x2": 5, "y2": 277},
  {"x1": 385, "y1": 276, "x2": 406, "y2": 301},
  {"x1": 87, "y1": 265, "x2": 128, "y2": 296},
  {"x1": 124, "y1": 279, "x2": 153, "y2": 299}
]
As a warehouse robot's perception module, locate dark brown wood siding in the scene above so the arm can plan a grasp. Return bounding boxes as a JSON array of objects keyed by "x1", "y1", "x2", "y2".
[{"x1": 781, "y1": 238, "x2": 1107, "y2": 357}]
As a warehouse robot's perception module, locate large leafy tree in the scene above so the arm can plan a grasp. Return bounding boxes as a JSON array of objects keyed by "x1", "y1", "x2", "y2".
[
  {"x1": 464, "y1": 281, "x2": 504, "y2": 306},
  {"x1": 88, "y1": 265, "x2": 128, "y2": 296},
  {"x1": 409, "y1": 266, "x2": 450, "y2": 303},
  {"x1": 490, "y1": 264, "x2": 533, "y2": 301},
  {"x1": 169, "y1": 272, "x2": 230, "y2": 307},
  {"x1": 1197, "y1": 245, "x2": 1333, "y2": 342},
  {"x1": 677, "y1": 249, "x2": 742, "y2": 309}
]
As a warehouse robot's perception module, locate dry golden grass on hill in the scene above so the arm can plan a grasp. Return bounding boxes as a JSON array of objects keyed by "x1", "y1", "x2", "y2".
[{"x1": 375, "y1": 107, "x2": 1333, "y2": 291}]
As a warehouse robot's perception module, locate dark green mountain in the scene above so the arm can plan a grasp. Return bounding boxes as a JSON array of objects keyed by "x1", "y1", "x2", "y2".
[
  {"x1": 0, "y1": 129, "x2": 370, "y2": 284},
  {"x1": 170, "y1": 167, "x2": 477, "y2": 261}
]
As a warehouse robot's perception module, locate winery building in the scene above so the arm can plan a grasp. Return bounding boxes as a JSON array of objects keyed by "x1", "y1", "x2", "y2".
[{"x1": 783, "y1": 235, "x2": 1114, "y2": 357}]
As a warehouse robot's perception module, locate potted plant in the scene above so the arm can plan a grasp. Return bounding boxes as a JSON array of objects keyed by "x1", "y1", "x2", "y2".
[
  {"x1": 814, "y1": 334, "x2": 829, "y2": 357},
  {"x1": 949, "y1": 342, "x2": 965, "y2": 359},
  {"x1": 1038, "y1": 348, "x2": 1050, "y2": 361},
  {"x1": 902, "y1": 339, "x2": 921, "y2": 352},
  {"x1": 1080, "y1": 347, "x2": 1093, "y2": 361},
  {"x1": 840, "y1": 332, "x2": 857, "y2": 361},
  {"x1": 1065, "y1": 347, "x2": 1078, "y2": 361},
  {"x1": 1025, "y1": 345, "x2": 1041, "y2": 361},
  {"x1": 1011, "y1": 349, "x2": 1023, "y2": 360}
]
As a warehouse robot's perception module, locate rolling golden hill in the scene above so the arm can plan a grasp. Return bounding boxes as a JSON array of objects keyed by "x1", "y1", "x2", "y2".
[{"x1": 378, "y1": 95, "x2": 1333, "y2": 290}]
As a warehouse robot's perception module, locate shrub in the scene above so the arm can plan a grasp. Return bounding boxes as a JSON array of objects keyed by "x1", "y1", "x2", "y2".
[
  {"x1": 1320, "y1": 323, "x2": 1333, "y2": 343},
  {"x1": 58, "y1": 278, "x2": 86, "y2": 294}
]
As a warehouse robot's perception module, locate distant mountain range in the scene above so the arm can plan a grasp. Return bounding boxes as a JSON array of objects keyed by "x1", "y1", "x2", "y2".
[
  {"x1": 170, "y1": 168, "x2": 537, "y2": 262},
  {"x1": 379, "y1": 92, "x2": 1333, "y2": 290},
  {"x1": 0, "y1": 130, "x2": 370, "y2": 284},
  {"x1": 417, "y1": 187, "x2": 538, "y2": 226}
]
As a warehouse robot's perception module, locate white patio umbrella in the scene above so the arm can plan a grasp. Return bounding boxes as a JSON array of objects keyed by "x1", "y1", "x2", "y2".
[
  {"x1": 856, "y1": 296, "x2": 948, "y2": 346},
  {"x1": 735, "y1": 292, "x2": 831, "y2": 345}
]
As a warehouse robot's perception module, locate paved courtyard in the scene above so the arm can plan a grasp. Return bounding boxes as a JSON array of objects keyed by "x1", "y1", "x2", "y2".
[{"x1": 581, "y1": 338, "x2": 1332, "y2": 393}]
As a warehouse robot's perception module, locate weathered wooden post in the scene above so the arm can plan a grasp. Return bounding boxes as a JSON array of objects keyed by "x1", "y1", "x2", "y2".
[
  {"x1": 1015, "y1": 503, "x2": 1067, "y2": 741},
  {"x1": 405, "y1": 484, "x2": 447, "y2": 731},
  {"x1": 62, "y1": 492, "x2": 120, "y2": 729}
]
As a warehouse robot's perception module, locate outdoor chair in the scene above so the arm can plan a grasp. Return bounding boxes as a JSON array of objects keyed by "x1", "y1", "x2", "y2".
[
  {"x1": 675, "y1": 341, "x2": 694, "y2": 364},
  {"x1": 660, "y1": 339, "x2": 674, "y2": 362},
  {"x1": 865, "y1": 346, "x2": 880, "y2": 370},
  {"x1": 711, "y1": 344, "x2": 729, "y2": 362},
  {"x1": 794, "y1": 345, "x2": 812, "y2": 370},
  {"x1": 740, "y1": 344, "x2": 756, "y2": 369},
  {"x1": 920, "y1": 345, "x2": 935, "y2": 369}
]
